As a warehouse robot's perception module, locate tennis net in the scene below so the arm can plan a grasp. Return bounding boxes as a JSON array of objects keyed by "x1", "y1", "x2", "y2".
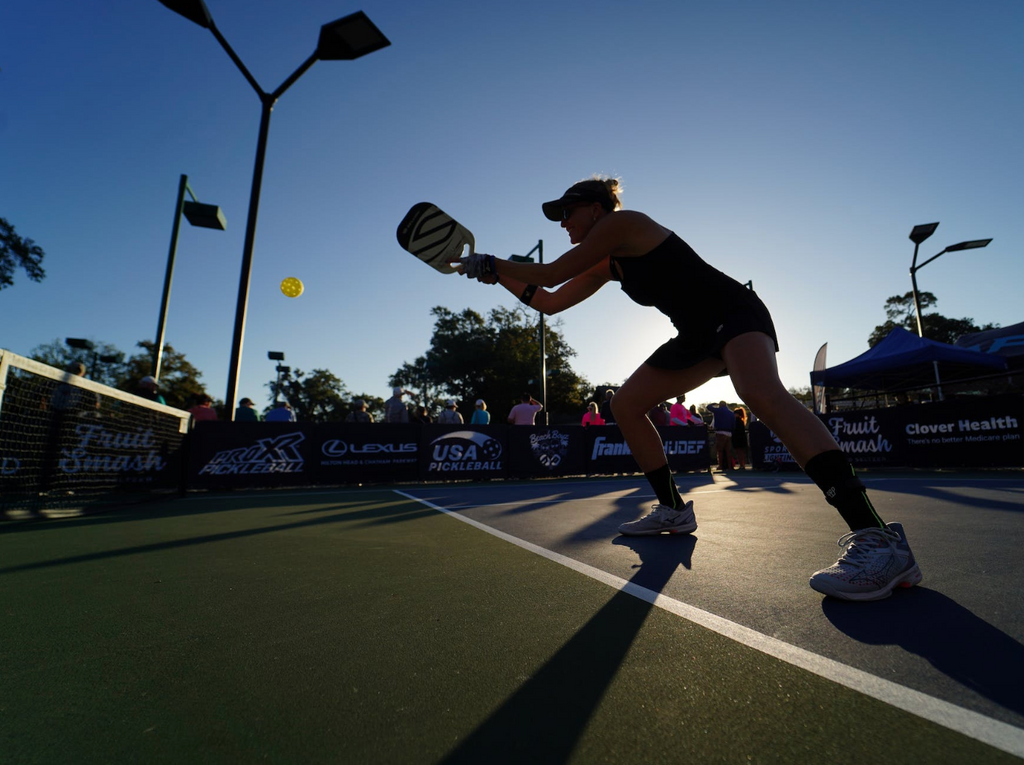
[{"x1": 0, "y1": 348, "x2": 191, "y2": 519}]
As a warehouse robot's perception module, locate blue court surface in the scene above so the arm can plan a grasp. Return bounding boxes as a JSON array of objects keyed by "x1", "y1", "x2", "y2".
[{"x1": 2, "y1": 469, "x2": 1022, "y2": 763}]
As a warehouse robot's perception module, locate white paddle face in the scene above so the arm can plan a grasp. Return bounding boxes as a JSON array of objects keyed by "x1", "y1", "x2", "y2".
[{"x1": 396, "y1": 202, "x2": 474, "y2": 275}]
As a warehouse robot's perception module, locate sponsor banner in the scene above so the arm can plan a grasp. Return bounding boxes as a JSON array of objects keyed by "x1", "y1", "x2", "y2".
[
  {"x1": 586, "y1": 425, "x2": 636, "y2": 474},
  {"x1": 0, "y1": 418, "x2": 183, "y2": 491},
  {"x1": 750, "y1": 422, "x2": 801, "y2": 471},
  {"x1": 507, "y1": 426, "x2": 586, "y2": 478},
  {"x1": 658, "y1": 425, "x2": 711, "y2": 473},
  {"x1": 188, "y1": 422, "x2": 311, "y2": 489},
  {"x1": 585, "y1": 425, "x2": 710, "y2": 475},
  {"x1": 820, "y1": 408, "x2": 906, "y2": 467},
  {"x1": 750, "y1": 395, "x2": 1024, "y2": 469},
  {"x1": 315, "y1": 423, "x2": 419, "y2": 483},
  {"x1": 419, "y1": 425, "x2": 506, "y2": 480},
  {"x1": 896, "y1": 396, "x2": 1023, "y2": 467}
]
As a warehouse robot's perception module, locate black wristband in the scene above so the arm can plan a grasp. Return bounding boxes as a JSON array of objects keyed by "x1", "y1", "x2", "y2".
[{"x1": 519, "y1": 284, "x2": 538, "y2": 305}]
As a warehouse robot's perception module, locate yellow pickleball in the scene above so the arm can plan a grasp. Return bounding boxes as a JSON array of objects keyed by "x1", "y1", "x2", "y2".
[{"x1": 280, "y1": 277, "x2": 304, "y2": 298}]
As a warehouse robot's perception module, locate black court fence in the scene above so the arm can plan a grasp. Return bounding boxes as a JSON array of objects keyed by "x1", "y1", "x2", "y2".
[
  {"x1": 0, "y1": 349, "x2": 191, "y2": 518},
  {"x1": 187, "y1": 421, "x2": 712, "y2": 490}
]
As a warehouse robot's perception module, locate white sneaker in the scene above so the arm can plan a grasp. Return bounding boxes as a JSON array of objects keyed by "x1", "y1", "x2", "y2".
[
  {"x1": 809, "y1": 522, "x2": 922, "y2": 601},
  {"x1": 617, "y1": 502, "x2": 697, "y2": 536}
]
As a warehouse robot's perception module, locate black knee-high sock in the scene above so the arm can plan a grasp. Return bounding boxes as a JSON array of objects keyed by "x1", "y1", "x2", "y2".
[
  {"x1": 804, "y1": 450, "x2": 884, "y2": 531},
  {"x1": 644, "y1": 464, "x2": 684, "y2": 509}
]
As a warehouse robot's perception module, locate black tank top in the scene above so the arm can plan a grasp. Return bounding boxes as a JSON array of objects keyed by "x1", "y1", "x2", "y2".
[{"x1": 610, "y1": 232, "x2": 748, "y2": 328}]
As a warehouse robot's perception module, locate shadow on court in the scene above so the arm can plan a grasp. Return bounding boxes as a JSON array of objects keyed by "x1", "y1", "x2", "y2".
[
  {"x1": 0, "y1": 498, "x2": 431, "y2": 576},
  {"x1": 872, "y1": 480, "x2": 1024, "y2": 515},
  {"x1": 0, "y1": 490, "x2": 332, "y2": 534},
  {"x1": 438, "y1": 534, "x2": 696, "y2": 764},
  {"x1": 823, "y1": 588, "x2": 1024, "y2": 720}
]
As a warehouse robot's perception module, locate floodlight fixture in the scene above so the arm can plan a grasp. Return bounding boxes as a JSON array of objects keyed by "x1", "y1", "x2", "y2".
[
  {"x1": 909, "y1": 222, "x2": 939, "y2": 246},
  {"x1": 183, "y1": 201, "x2": 227, "y2": 230},
  {"x1": 158, "y1": 0, "x2": 213, "y2": 28},
  {"x1": 268, "y1": 351, "x2": 285, "y2": 361},
  {"x1": 65, "y1": 338, "x2": 96, "y2": 351},
  {"x1": 944, "y1": 238, "x2": 993, "y2": 253},
  {"x1": 317, "y1": 12, "x2": 391, "y2": 61}
]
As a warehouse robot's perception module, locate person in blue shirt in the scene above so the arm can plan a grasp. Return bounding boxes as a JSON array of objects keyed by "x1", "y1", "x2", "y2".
[
  {"x1": 706, "y1": 401, "x2": 737, "y2": 470},
  {"x1": 470, "y1": 399, "x2": 490, "y2": 425},
  {"x1": 264, "y1": 401, "x2": 296, "y2": 422}
]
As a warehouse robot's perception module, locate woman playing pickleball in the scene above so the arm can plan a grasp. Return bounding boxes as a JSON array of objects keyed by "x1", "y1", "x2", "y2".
[{"x1": 455, "y1": 176, "x2": 921, "y2": 602}]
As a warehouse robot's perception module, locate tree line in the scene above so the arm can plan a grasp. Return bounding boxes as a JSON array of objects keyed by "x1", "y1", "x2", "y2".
[{"x1": 27, "y1": 305, "x2": 595, "y2": 423}]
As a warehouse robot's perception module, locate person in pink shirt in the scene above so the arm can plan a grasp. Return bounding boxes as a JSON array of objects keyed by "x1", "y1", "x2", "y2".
[
  {"x1": 507, "y1": 392, "x2": 543, "y2": 425},
  {"x1": 188, "y1": 393, "x2": 218, "y2": 422},
  {"x1": 581, "y1": 401, "x2": 606, "y2": 427},
  {"x1": 669, "y1": 395, "x2": 700, "y2": 426}
]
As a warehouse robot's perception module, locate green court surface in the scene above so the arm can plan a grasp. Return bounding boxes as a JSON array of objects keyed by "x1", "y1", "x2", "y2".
[{"x1": 1, "y1": 485, "x2": 1020, "y2": 764}]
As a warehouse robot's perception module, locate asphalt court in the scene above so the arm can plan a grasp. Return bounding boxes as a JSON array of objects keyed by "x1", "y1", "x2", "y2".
[{"x1": 399, "y1": 470, "x2": 1024, "y2": 754}]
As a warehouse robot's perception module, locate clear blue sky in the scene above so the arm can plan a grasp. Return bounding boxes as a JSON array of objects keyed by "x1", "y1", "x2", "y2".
[{"x1": 2, "y1": 0, "x2": 1022, "y2": 413}]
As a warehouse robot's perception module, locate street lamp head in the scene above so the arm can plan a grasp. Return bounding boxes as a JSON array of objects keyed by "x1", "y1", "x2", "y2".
[
  {"x1": 909, "y1": 222, "x2": 939, "y2": 245},
  {"x1": 183, "y1": 201, "x2": 227, "y2": 230},
  {"x1": 317, "y1": 11, "x2": 390, "y2": 61},
  {"x1": 65, "y1": 338, "x2": 96, "y2": 351},
  {"x1": 157, "y1": 0, "x2": 213, "y2": 28},
  {"x1": 268, "y1": 351, "x2": 285, "y2": 361},
  {"x1": 944, "y1": 238, "x2": 993, "y2": 253}
]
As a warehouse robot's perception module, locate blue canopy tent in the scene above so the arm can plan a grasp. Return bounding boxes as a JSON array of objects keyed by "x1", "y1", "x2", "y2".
[{"x1": 810, "y1": 327, "x2": 1008, "y2": 394}]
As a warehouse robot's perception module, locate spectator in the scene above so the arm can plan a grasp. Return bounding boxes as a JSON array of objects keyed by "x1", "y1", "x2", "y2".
[
  {"x1": 706, "y1": 401, "x2": 737, "y2": 471},
  {"x1": 135, "y1": 375, "x2": 166, "y2": 405},
  {"x1": 670, "y1": 395, "x2": 701, "y2": 426},
  {"x1": 40, "y1": 362, "x2": 99, "y2": 497},
  {"x1": 265, "y1": 401, "x2": 296, "y2": 422},
  {"x1": 599, "y1": 388, "x2": 616, "y2": 424},
  {"x1": 188, "y1": 393, "x2": 218, "y2": 422},
  {"x1": 235, "y1": 397, "x2": 260, "y2": 422},
  {"x1": 409, "y1": 405, "x2": 432, "y2": 425},
  {"x1": 689, "y1": 404, "x2": 702, "y2": 424},
  {"x1": 470, "y1": 399, "x2": 490, "y2": 425},
  {"x1": 438, "y1": 399, "x2": 464, "y2": 425},
  {"x1": 582, "y1": 401, "x2": 606, "y2": 427},
  {"x1": 508, "y1": 392, "x2": 543, "y2": 425},
  {"x1": 49, "y1": 361, "x2": 100, "y2": 414},
  {"x1": 648, "y1": 401, "x2": 670, "y2": 427},
  {"x1": 345, "y1": 398, "x2": 374, "y2": 423},
  {"x1": 732, "y1": 407, "x2": 749, "y2": 469},
  {"x1": 384, "y1": 386, "x2": 410, "y2": 423}
]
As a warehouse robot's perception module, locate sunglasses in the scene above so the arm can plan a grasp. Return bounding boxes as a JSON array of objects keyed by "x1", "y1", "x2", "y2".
[{"x1": 561, "y1": 206, "x2": 582, "y2": 220}]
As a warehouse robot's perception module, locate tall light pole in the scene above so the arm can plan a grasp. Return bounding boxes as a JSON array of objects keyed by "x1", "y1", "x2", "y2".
[
  {"x1": 908, "y1": 222, "x2": 992, "y2": 337},
  {"x1": 268, "y1": 351, "x2": 287, "y2": 405},
  {"x1": 155, "y1": 173, "x2": 226, "y2": 381},
  {"x1": 157, "y1": 1, "x2": 391, "y2": 419},
  {"x1": 908, "y1": 223, "x2": 992, "y2": 402}
]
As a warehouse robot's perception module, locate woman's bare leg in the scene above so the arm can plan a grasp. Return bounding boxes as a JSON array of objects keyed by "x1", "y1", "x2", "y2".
[
  {"x1": 611, "y1": 358, "x2": 725, "y2": 472},
  {"x1": 720, "y1": 333, "x2": 838, "y2": 467}
]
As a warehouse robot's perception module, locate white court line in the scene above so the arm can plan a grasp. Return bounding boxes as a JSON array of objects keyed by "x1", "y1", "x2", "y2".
[{"x1": 394, "y1": 488, "x2": 1024, "y2": 759}]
